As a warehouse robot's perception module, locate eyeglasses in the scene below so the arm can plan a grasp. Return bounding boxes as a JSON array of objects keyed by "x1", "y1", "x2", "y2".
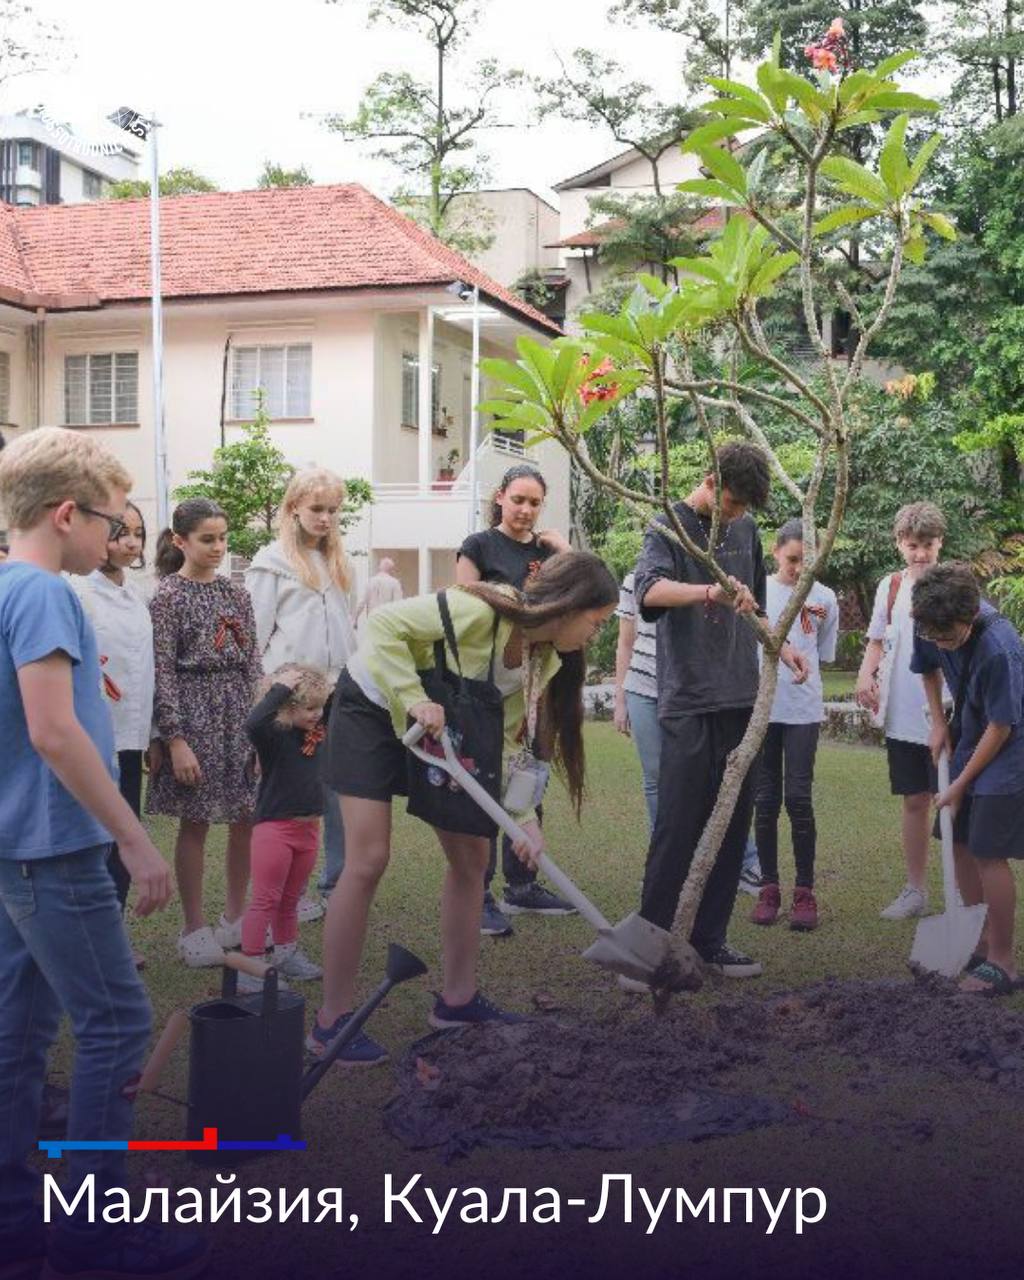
[
  {"x1": 916, "y1": 624, "x2": 963, "y2": 645},
  {"x1": 46, "y1": 503, "x2": 127, "y2": 541}
]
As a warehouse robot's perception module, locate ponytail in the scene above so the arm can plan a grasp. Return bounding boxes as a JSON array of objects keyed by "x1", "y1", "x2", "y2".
[
  {"x1": 154, "y1": 528, "x2": 183, "y2": 577},
  {"x1": 155, "y1": 497, "x2": 228, "y2": 577}
]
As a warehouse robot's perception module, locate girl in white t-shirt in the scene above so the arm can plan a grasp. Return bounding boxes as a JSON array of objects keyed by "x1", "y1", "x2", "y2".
[
  {"x1": 855, "y1": 502, "x2": 946, "y2": 920},
  {"x1": 72, "y1": 500, "x2": 155, "y2": 963},
  {"x1": 751, "y1": 520, "x2": 838, "y2": 932}
]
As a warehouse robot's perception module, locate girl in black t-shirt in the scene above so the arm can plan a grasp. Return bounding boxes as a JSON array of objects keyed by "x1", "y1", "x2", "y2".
[{"x1": 456, "y1": 462, "x2": 576, "y2": 930}]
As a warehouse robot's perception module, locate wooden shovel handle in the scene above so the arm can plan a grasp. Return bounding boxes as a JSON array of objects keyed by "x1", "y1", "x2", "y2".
[
  {"x1": 222, "y1": 951, "x2": 272, "y2": 979},
  {"x1": 138, "y1": 1010, "x2": 189, "y2": 1093}
]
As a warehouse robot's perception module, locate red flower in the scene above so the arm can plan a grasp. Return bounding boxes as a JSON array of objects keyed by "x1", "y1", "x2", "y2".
[{"x1": 578, "y1": 355, "x2": 620, "y2": 407}]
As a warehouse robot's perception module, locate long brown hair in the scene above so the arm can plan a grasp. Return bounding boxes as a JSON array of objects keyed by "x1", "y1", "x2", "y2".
[
  {"x1": 155, "y1": 498, "x2": 227, "y2": 577},
  {"x1": 489, "y1": 462, "x2": 547, "y2": 528},
  {"x1": 461, "y1": 550, "x2": 617, "y2": 815}
]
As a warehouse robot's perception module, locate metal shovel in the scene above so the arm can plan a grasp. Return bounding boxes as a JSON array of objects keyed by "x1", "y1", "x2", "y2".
[
  {"x1": 910, "y1": 750, "x2": 987, "y2": 978},
  {"x1": 402, "y1": 724, "x2": 691, "y2": 986}
]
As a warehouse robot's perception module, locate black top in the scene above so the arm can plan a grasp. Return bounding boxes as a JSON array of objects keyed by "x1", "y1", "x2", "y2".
[
  {"x1": 634, "y1": 502, "x2": 767, "y2": 718},
  {"x1": 458, "y1": 527, "x2": 556, "y2": 590},
  {"x1": 245, "y1": 684, "x2": 327, "y2": 823}
]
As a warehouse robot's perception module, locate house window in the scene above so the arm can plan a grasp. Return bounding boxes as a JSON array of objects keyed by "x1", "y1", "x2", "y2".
[
  {"x1": 64, "y1": 352, "x2": 139, "y2": 425},
  {"x1": 82, "y1": 170, "x2": 103, "y2": 199},
  {"x1": 17, "y1": 141, "x2": 34, "y2": 167},
  {"x1": 0, "y1": 352, "x2": 10, "y2": 423},
  {"x1": 401, "y1": 353, "x2": 440, "y2": 429},
  {"x1": 231, "y1": 344, "x2": 312, "y2": 419}
]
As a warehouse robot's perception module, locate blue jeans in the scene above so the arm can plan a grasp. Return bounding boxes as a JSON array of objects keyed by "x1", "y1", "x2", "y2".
[
  {"x1": 625, "y1": 691, "x2": 661, "y2": 833},
  {"x1": 318, "y1": 785, "x2": 346, "y2": 892},
  {"x1": 0, "y1": 847, "x2": 152, "y2": 1233}
]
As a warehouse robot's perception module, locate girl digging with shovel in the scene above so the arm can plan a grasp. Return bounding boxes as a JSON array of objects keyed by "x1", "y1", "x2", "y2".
[{"x1": 311, "y1": 551, "x2": 617, "y2": 1065}]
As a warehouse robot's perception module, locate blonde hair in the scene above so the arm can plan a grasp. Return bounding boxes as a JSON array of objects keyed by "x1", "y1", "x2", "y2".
[
  {"x1": 0, "y1": 427, "x2": 133, "y2": 532},
  {"x1": 279, "y1": 468, "x2": 351, "y2": 592},
  {"x1": 259, "y1": 662, "x2": 332, "y2": 724}
]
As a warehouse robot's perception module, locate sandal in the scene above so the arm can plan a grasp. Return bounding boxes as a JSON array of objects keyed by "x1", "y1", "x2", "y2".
[
  {"x1": 959, "y1": 960, "x2": 1015, "y2": 997},
  {"x1": 964, "y1": 951, "x2": 987, "y2": 974}
]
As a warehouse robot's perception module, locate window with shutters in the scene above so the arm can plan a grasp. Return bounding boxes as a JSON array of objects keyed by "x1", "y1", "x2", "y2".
[
  {"x1": 230, "y1": 343, "x2": 312, "y2": 419},
  {"x1": 64, "y1": 352, "x2": 139, "y2": 425},
  {"x1": 400, "y1": 353, "x2": 440, "y2": 429},
  {"x1": 82, "y1": 170, "x2": 104, "y2": 199}
]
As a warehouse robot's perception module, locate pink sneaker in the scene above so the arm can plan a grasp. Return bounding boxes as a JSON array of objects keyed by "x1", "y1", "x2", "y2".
[
  {"x1": 789, "y1": 887, "x2": 819, "y2": 931},
  {"x1": 751, "y1": 883, "x2": 781, "y2": 926}
]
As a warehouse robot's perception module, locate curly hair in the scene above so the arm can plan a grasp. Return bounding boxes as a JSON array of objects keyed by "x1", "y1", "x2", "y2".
[
  {"x1": 911, "y1": 562, "x2": 981, "y2": 633},
  {"x1": 259, "y1": 663, "x2": 332, "y2": 725}
]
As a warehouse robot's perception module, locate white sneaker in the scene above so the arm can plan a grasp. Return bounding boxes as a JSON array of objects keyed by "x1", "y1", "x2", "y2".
[
  {"x1": 176, "y1": 926, "x2": 225, "y2": 968},
  {"x1": 617, "y1": 974, "x2": 650, "y2": 995},
  {"x1": 880, "y1": 885, "x2": 927, "y2": 920},
  {"x1": 297, "y1": 894, "x2": 326, "y2": 924},
  {"x1": 213, "y1": 914, "x2": 243, "y2": 949},
  {"x1": 236, "y1": 969, "x2": 291, "y2": 995},
  {"x1": 272, "y1": 942, "x2": 323, "y2": 981}
]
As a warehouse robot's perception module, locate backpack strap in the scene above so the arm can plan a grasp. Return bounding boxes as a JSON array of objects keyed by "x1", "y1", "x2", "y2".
[{"x1": 885, "y1": 571, "x2": 903, "y2": 627}]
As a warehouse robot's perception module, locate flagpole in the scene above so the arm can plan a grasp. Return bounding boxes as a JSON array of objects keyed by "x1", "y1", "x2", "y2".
[{"x1": 149, "y1": 113, "x2": 168, "y2": 530}]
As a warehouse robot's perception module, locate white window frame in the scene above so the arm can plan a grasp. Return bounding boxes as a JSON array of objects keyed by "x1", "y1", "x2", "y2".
[
  {"x1": 230, "y1": 343, "x2": 312, "y2": 420},
  {"x1": 63, "y1": 351, "x2": 139, "y2": 426},
  {"x1": 400, "y1": 352, "x2": 441, "y2": 430}
]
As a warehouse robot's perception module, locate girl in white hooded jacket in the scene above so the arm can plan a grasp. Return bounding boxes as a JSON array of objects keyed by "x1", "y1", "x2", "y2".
[{"x1": 246, "y1": 468, "x2": 357, "y2": 903}]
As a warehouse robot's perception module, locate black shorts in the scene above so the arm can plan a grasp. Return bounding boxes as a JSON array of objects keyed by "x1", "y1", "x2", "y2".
[
  {"x1": 934, "y1": 791, "x2": 1024, "y2": 860},
  {"x1": 885, "y1": 738, "x2": 936, "y2": 796},
  {"x1": 325, "y1": 669, "x2": 408, "y2": 802}
]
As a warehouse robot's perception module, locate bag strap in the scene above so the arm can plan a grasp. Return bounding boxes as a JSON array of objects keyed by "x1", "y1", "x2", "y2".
[
  {"x1": 436, "y1": 591, "x2": 462, "y2": 674},
  {"x1": 885, "y1": 571, "x2": 903, "y2": 626},
  {"x1": 949, "y1": 612, "x2": 993, "y2": 745}
]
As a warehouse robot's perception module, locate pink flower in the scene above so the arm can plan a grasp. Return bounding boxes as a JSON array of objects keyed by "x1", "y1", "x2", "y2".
[
  {"x1": 578, "y1": 355, "x2": 619, "y2": 407},
  {"x1": 811, "y1": 47, "x2": 838, "y2": 72},
  {"x1": 828, "y1": 17, "x2": 845, "y2": 36}
]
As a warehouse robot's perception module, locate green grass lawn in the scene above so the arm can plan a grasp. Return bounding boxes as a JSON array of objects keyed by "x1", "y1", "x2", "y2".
[
  {"x1": 40, "y1": 727, "x2": 1024, "y2": 1277},
  {"x1": 821, "y1": 668, "x2": 857, "y2": 700}
]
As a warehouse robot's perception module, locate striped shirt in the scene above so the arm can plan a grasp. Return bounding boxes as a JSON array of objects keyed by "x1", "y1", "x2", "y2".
[{"x1": 616, "y1": 571, "x2": 658, "y2": 700}]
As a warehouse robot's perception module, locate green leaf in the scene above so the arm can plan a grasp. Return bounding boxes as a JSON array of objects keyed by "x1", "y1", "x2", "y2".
[
  {"x1": 550, "y1": 343, "x2": 580, "y2": 400},
  {"x1": 812, "y1": 204, "x2": 877, "y2": 235},
  {"x1": 903, "y1": 228, "x2": 926, "y2": 264},
  {"x1": 836, "y1": 109, "x2": 882, "y2": 131},
  {"x1": 579, "y1": 312, "x2": 641, "y2": 343},
  {"x1": 756, "y1": 62, "x2": 789, "y2": 114},
  {"x1": 637, "y1": 273, "x2": 669, "y2": 299},
  {"x1": 879, "y1": 114, "x2": 910, "y2": 197},
  {"x1": 838, "y1": 69, "x2": 880, "y2": 105},
  {"x1": 668, "y1": 256, "x2": 724, "y2": 282},
  {"x1": 706, "y1": 77, "x2": 772, "y2": 116},
  {"x1": 867, "y1": 91, "x2": 939, "y2": 113},
  {"x1": 676, "y1": 177, "x2": 745, "y2": 203},
  {"x1": 749, "y1": 250, "x2": 799, "y2": 294},
  {"x1": 693, "y1": 144, "x2": 747, "y2": 194},
  {"x1": 771, "y1": 68, "x2": 829, "y2": 112},
  {"x1": 683, "y1": 119, "x2": 749, "y2": 151},
  {"x1": 476, "y1": 398, "x2": 537, "y2": 417},
  {"x1": 873, "y1": 50, "x2": 921, "y2": 79},
  {"x1": 918, "y1": 210, "x2": 957, "y2": 240},
  {"x1": 704, "y1": 98, "x2": 771, "y2": 121},
  {"x1": 819, "y1": 156, "x2": 889, "y2": 207},
  {"x1": 746, "y1": 147, "x2": 767, "y2": 196},
  {"x1": 479, "y1": 358, "x2": 542, "y2": 400},
  {"x1": 908, "y1": 132, "x2": 942, "y2": 188}
]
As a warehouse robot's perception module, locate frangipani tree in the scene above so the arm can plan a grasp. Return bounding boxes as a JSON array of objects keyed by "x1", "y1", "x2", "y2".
[{"x1": 480, "y1": 22, "x2": 952, "y2": 989}]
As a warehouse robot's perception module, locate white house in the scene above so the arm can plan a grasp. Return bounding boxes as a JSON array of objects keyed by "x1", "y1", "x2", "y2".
[{"x1": 0, "y1": 183, "x2": 568, "y2": 598}]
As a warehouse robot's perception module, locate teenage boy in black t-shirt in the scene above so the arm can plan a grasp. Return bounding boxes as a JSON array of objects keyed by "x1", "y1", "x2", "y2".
[{"x1": 632, "y1": 442, "x2": 809, "y2": 980}]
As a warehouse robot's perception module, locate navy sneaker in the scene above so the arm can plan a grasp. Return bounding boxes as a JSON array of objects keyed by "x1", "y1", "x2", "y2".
[
  {"x1": 428, "y1": 991, "x2": 528, "y2": 1029},
  {"x1": 699, "y1": 943, "x2": 763, "y2": 978},
  {"x1": 306, "y1": 1010, "x2": 389, "y2": 1067},
  {"x1": 43, "y1": 1223, "x2": 208, "y2": 1280},
  {"x1": 502, "y1": 882, "x2": 576, "y2": 916},
  {"x1": 1, "y1": 1220, "x2": 45, "y2": 1280},
  {"x1": 480, "y1": 892, "x2": 513, "y2": 937}
]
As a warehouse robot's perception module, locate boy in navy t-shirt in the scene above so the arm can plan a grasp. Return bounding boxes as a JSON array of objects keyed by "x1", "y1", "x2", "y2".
[
  {"x1": 0, "y1": 430, "x2": 202, "y2": 1277},
  {"x1": 911, "y1": 562, "x2": 1024, "y2": 996}
]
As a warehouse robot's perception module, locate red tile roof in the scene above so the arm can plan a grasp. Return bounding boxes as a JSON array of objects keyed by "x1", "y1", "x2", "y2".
[
  {"x1": 547, "y1": 206, "x2": 726, "y2": 251},
  {"x1": 0, "y1": 184, "x2": 559, "y2": 331}
]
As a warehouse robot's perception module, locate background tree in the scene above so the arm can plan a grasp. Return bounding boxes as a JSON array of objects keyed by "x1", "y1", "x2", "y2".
[
  {"x1": 738, "y1": 0, "x2": 927, "y2": 68},
  {"x1": 482, "y1": 30, "x2": 949, "y2": 988},
  {"x1": 0, "y1": 0, "x2": 67, "y2": 90},
  {"x1": 323, "y1": 0, "x2": 519, "y2": 253},
  {"x1": 108, "y1": 167, "x2": 219, "y2": 199},
  {"x1": 610, "y1": 0, "x2": 739, "y2": 88},
  {"x1": 257, "y1": 160, "x2": 313, "y2": 188},
  {"x1": 937, "y1": 0, "x2": 1022, "y2": 127}
]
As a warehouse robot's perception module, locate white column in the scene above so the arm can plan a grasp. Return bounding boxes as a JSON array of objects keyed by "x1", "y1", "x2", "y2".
[
  {"x1": 417, "y1": 307, "x2": 433, "y2": 492},
  {"x1": 418, "y1": 547, "x2": 431, "y2": 595},
  {"x1": 467, "y1": 285, "x2": 481, "y2": 533},
  {"x1": 149, "y1": 116, "x2": 168, "y2": 529}
]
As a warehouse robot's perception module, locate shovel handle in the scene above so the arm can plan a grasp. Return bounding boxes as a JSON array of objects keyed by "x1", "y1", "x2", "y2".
[
  {"x1": 936, "y1": 750, "x2": 958, "y2": 910},
  {"x1": 138, "y1": 1010, "x2": 189, "y2": 1094},
  {"x1": 402, "y1": 724, "x2": 613, "y2": 932}
]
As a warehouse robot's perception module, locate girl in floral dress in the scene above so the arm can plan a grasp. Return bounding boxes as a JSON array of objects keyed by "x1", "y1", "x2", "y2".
[{"x1": 147, "y1": 498, "x2": 261, "y2": 966}]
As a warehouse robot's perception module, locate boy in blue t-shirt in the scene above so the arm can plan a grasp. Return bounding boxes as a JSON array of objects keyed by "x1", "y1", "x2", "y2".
[
  {"x1": 0, "y1": 429, "x2": 203, "y2": 1278},
  {"x1": 911, "y1": 562, "x2": 1024, "y2": 996}
]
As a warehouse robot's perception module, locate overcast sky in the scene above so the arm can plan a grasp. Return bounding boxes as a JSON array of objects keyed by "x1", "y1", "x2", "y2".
[{"x1": 6, "y1": 0, "x2": 939, "y2": 204}]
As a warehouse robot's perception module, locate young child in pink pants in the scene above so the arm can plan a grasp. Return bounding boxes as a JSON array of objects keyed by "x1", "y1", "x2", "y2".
[{"x1": 238, "y1": 663, "x2": 330, "y2": 991}]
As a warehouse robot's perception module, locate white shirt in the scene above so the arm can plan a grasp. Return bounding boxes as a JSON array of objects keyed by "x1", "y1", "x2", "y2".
[
  {"x1": 615, "y1": 571, "x2": 658, "y2": 701},
  {"x1": 867, "y1": 571, "x2": 930, "y2": 744},
  {"x1": 71, "y1": 570, "x2": 156, "y2": 752},
  {"x1": 761, "y1": 578, "x2": 838, "y2": 725},
  {"x1": 360, "y1": 571, "x2": 403, "y2": 618}
]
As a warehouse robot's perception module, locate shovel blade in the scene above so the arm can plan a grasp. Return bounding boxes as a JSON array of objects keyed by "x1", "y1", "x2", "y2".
[
  {"x1": 582, "y1": 912, "x2": 672, "y2": 982},
  {"x1": 910, "y1": 904, "x2": 987, "y2": 979}
]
